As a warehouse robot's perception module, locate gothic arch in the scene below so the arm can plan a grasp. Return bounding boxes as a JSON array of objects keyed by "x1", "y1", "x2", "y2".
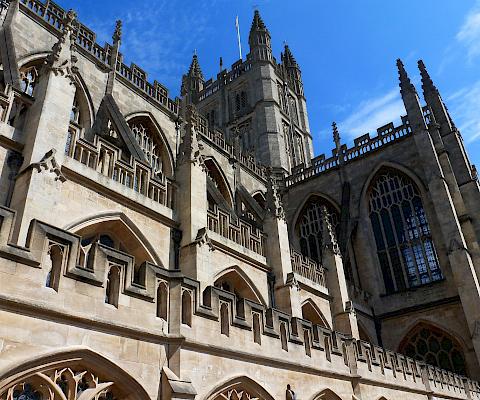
[
  {"x1": 360, "y1": 163, "x2": 443, "y2": 293},
  {"x1": 71, "y1": 71, "x2": 95, "y2": 130},
  {"x1": 0, "y1": 348, "x2": 150, "y2": 400},
  {"x1": 292, "y1": 192, "x2": 340, "y2": 231},
  {"x1": 204, "y1": 376, "x2": 274, "y2": 400},
  {"x1": 358, "y1": 161, "x2": 429, "y2": 216},
  {"x1": 398, "y1": 321, "x2": 468, "y2": 375},
  {"x1": 17, "y1": 52, "x2": 50, "y2": 68},
  {"x1": 204, "y1": 157, "x2": 234, "y2": 209},
  {"x1": 292, "y1": 193, "x2": 340, "y2": 263},
  {"x1": 301, "y1": 299, "x2": 330, "y2": 329},
  {"x1": 213, "y1": 266, "x2": 266, "y2": 305},
  {"x1": 64, "y1": 211, "x2": 162, "y2": 267},
  {"x1": 311, "y1": 388, "x2": 342, "y2": 400},
  {"x1": 125, "y1": 111, "x2": 175, "y2": 177}
]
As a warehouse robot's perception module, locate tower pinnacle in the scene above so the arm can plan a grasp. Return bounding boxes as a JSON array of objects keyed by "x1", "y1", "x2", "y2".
[
  {"x1": 248, "y1": 10, "x2": 272, "y2": 62},
  {"x1": 418, "y1": 60, "x2": 437, "y2": 94},
  {"x1": 396, "y1": 59, "x2": 416, "y2": 95}
]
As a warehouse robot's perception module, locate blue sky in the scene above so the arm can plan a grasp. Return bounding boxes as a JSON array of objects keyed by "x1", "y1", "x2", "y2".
[{"x1": 58, "y1": 0, "x2": 480, "y2": 167}]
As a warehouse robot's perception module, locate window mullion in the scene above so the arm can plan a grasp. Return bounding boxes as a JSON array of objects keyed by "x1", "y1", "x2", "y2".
[
  {"x1": 376, "y1": 211, "x2": 398, "y2": 292},
  {"x1": 387, "y1": 208, "x2": 410, "y2": 289},
  {"x1": 399, "y1": 201, "x2": 422, "y2": 286}
]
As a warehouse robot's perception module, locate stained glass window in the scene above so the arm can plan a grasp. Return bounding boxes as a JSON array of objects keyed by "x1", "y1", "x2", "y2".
[{"x1": 368, "y1": 170, "x2": 442, "y2": 294}]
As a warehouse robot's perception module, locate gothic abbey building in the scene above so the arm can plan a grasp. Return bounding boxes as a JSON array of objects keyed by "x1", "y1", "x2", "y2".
[{"x1": 0, "y1": 1, "x2": 479, "y2": 399}]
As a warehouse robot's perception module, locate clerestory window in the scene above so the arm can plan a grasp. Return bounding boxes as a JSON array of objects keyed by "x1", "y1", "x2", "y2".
[{"x1": 368, "y1": 170, "x2": 442, "y2": 294}]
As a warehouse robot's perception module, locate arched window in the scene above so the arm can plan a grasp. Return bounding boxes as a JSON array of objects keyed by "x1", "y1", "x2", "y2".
[
  {"x1": 19, "y1": 63, "x2": 40, "y2": 96},
  {"x1": 301, "y1": 300, "x2": 329, "y2": 329},
  {"x1": 105, "y1": 265, "x2": 121, "y2": 307},
  {"x1": 220, "y1": 302, "x2": 229, "y2": 336},
  {"x1": 65, "y1": 88, "x2": 91, "y2": 156},
  {"x1": 181, "y1": 290, "x2": 192, "y2": 326},
  {"x1": 297, "y1": 197, "x2": 339, "y2": 263},
  {"x1": 399, "y1": 324, "x2": 467, "y2": 375},
  {"x1": 368, "y1": 169, "x2": 442, "y2": 293},
  {"x1": 156, "y1": 281, "x2": 168, "y2": 320}
]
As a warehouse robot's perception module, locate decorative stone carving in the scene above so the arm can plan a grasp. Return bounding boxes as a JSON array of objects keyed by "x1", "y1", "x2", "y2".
[
  {"x1": 194, "y1": 227, "x2": 214, "y2": 252},
  {"x1": 45, "y1": 9, "x2": 78, "y2": 83},
  {"x1": 32, "y1": 149, "x2": 66, "y2": 182},
  {"x1": 266, "y1": 171, "x2": 285, "y2": 221},
  {"x1": 178, "y1": 105, "x2": 206, "y2": 170},
  {"x1": 321, "y1": 206, "x2": 340, "y2": 255},
  {"x1": 0, "y1": 366, "x2": 117, "y2": 400}
]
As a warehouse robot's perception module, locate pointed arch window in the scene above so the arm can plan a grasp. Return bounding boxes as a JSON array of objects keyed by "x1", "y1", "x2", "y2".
[
  {"x1": 399, "y1": 324, "x2": 467, "y2": 375},
  {"x1": 368, "y1": 170, "x2": 442, "y2": 294},
  {"x1": 19, "y1": 64, "x2": 40, "y2": 96},
  {"x1": 297, "y1": 197, "x2": 339, "y2": 263}
]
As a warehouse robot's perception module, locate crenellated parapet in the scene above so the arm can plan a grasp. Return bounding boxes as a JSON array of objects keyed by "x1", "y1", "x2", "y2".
[
  {"x1": 0, "y1": 207, "x2": 478, "y2": 398},
  {"x1": 19, "y1": 0, "x2": 179, "y2": 116}
]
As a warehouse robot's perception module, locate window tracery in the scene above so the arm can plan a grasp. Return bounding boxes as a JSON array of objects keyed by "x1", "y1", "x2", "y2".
[
  {"x1": 297, "y1": 198, "x2": 339, "y2": 263},
  {"x1": 399, "y1": 325, "x2": 466, "y2": 375},
  {"x1": 0, "y1": 367, "x2": 119, "y2": 400},
  {"x1": 368, "y1": 170, "x2": 442, "y2": 293},
  {"x1": 19, "y1": 65, "x2": 39, "y2": 96},
  {"x1": 129, "y1": 122, "x2": 164, "y2": 177}
]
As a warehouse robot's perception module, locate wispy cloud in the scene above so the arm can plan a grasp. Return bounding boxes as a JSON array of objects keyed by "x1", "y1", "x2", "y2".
[
  {"x1": 337, "y1": 89, "x2": 405, "y2": 140},
  {"x1": 456, "y1": 1, "x2": 480, "y2": 62},
  {"x1": 81, "y1": 0, "x2": 219, "y2": 95},
  {"x1": 447, "y1": 81, "x2": 480, "y2": 143}
]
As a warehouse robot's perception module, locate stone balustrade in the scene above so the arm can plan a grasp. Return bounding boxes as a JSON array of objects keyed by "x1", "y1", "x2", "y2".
[
  {"x1": 67, "y1": 135, "x2": 174, "y2": 208},
  {"x1": 290, "y1": 248, "x2": 327, "y2": 287},
  {"x1": 207, "y1": 207, "x2": 266, "y2": 256}
]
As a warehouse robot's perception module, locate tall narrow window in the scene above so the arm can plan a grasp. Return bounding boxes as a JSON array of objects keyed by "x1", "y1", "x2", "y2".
[
  {"x1": 157, "y1": 281, "x2": 168, "y2": 320},
  {"x1": 253, "y1": 312, "x2": 261, "y2": 344},
  {"x1": 368, "y1": 170, "x2": 442, "y2": 294},
  {"x1": 304, "y1": 329, "x2": 311, "y2": 357},
  {"x1": 45, "y1": 243, "x2": 64, "y2": 291},
  {"x1": 105, "y1": 266, "x2": 121, "y2": 307},
  {"x1": 182, "y1": 290, "x2": 192, "y2": 326},
  {"x1": 280, "y1": 322, "x2": 288, "y2": 351},
  {"x1": 220, "y1": 302, "x2": 230, "y2": 336}
]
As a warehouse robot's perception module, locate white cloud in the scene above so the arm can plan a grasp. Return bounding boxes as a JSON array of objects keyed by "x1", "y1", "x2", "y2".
[
  {"x1": 456, "y1": 3, "x2": 480, "y2": 62},
  {"x1": 337, "y1": 89, "x2": 406, "y2": 140},
  {"x1": 447, "y1": 80, "x2": 480, "y2": 143}
]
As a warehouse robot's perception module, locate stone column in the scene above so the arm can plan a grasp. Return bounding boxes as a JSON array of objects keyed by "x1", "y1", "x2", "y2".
[
  {"x1": 321, "y1": 207, "x2": 359, "y2": 338},
  {"x1": 9, "y1": 10, "x2": 78, "y2": 244}
]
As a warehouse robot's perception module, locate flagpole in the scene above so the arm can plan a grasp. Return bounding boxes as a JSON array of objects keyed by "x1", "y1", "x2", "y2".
[{"x1": 235, "y1": 16, "x2": 243, "y2": 60}]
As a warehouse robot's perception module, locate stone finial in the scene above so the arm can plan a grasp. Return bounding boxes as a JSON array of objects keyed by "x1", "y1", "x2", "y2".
[
  {"x1": 396, "y1": 58, "x2": 416, "y2": 94},
  {"x1": 178, "y1": 104, "x2": 204, "y2": 167},
  {"x1": 418, "y1": 59, "x2": 437, "y2": 94},
  {"x1": 266, "y1": 169, "x2": 286, "y2": 221},
  {"x1": 282, "y1": 44, "x2": 298, "y2": 67},
  {"x1": 46, "y1": 8, "x2": 78, "y2": 78},
  {"x1": 188, "y1": 53, "x2": 204, "y2": 79},
  {"x1": 250, "y1": 9, "x2": 267, "y2": 33},
  {"x1": 332, "y1": 121, "x2": 341, "y2": 149},
  {"x1": 113, "y1": 19, "x2": 122, "y2": 43},
  {"x1": 320, "y1": 205, "x2": 340, "y2": 255}
]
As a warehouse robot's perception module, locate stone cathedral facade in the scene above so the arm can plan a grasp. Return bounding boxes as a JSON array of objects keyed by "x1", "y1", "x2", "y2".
[{"x1": 0, "y1": 1, "x2": 479, "y2": 400}]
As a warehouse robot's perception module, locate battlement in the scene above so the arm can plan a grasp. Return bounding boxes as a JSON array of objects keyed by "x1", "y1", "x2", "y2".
[
  {"x1": 286, "y1": 115, "x2": 413, "y2": 187},
  {"x1": 20, "y1": 0, "x2": 179, "y2": 115},
  {"x1": 0, "y1": 206, "x2": 478, "y2": 399}
]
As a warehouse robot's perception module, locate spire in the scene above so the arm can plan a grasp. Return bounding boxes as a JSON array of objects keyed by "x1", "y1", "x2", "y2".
[
  {"x1": 396, "y1": 59, "x2": 427, "y2": 131},
  {"x1": 248, "y1": 10, "x2": 272, "y2": 62},
  {"x1": 396, "y1": 58, "x2": 416, "y2": 95},
  {"x1": 250, "y1": 9, "x2": 267, "y2": 33},
  {"x1": 282, "y1": 44, "x2": 298, "y2": 67},
  {"x1": 188, "y1": 53, "x2": 204, "y2": 80},
  {"x1": 418, "y1": 59, "x2": 454, "y2": 132}
]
